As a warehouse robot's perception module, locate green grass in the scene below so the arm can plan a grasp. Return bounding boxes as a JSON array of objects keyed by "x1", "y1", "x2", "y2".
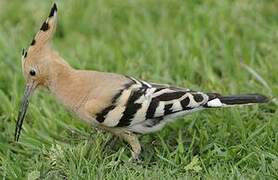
[{"x1": 0, "y1": 0, "x2": 277, "y2": 179}]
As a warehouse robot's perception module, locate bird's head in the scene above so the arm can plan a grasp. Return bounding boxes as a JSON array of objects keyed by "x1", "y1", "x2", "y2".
[{"x1": 15, "y1": 3, "x2": 58, "y2": 141}]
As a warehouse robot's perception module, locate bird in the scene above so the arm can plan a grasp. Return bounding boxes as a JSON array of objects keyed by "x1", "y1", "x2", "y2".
[{"x1": 16, "y1": 3, "x2": 269, "y2": 161}]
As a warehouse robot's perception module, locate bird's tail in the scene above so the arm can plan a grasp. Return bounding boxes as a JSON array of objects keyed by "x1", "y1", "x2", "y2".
[{"x1": 204, "y1": 93, "x2": 269, "y2": 108}]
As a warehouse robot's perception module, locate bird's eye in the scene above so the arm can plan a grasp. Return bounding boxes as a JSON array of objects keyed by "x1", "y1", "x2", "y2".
[{"x1": 29, "y1": 69, "x2": 36, "y2": 76}]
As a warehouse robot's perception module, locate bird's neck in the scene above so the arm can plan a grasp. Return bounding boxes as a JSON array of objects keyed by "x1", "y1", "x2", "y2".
[{"x1": 47, "y1": 56, "x2": 90, "y2": 112}]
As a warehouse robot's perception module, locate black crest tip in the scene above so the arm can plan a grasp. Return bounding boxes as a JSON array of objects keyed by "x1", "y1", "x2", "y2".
[
  {"x1": 40, "y1": 21, "x2": 49, "y2": 31},
  {"x1": 30, "y1": 39, "x2": 36, "y2": 46},
  {"x1": 49, "y1": 3, "x2": 58, "y2": 17}
]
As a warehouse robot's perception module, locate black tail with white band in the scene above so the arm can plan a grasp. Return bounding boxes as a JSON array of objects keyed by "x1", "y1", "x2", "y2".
[{"x1": 205, "y1": 93, "x2": 269, "y2": 108}]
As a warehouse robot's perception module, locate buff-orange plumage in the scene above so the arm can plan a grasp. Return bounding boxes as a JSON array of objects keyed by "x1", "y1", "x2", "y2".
[{"x1": 16, "y1": 3, "x2": 268, "y2": 161}]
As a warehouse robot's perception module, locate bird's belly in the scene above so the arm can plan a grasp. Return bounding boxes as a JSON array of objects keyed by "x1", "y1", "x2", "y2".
[{"x1": 73, "y1": 107, "x2": 100, "y2": 126}]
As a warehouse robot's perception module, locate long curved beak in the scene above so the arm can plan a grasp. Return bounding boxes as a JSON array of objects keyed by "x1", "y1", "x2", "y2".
[{"x1": 15, "y1": 83, "x2": 36, "y2": 141}]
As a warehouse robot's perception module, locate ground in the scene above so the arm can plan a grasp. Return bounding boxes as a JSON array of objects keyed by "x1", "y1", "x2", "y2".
[{"x1": 0, "y1": 0, "x2": 277, "y2": 179}]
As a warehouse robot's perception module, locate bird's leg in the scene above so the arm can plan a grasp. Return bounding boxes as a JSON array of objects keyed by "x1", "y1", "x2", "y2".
[
  {"x1": 102, "y1": 126, "x2": 142, "y2": 161},
  {"x1": 120, "y1": 131, "x2": 142, "y2": 161},
  {"x1": 107, "y1": 128, "x2": 141, "y2": 161}
]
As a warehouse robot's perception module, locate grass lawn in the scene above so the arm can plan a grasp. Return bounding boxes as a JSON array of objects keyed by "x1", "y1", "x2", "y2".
[{"x1": 0, "y1": 0, "x2": 277, "y2": 179}]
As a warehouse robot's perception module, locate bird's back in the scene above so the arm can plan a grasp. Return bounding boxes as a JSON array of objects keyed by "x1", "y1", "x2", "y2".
[
  {"x1": 83, "y1": 74, "x2": 210, "y2": 133},
  {"x1": 82, "y1": 72, "x2": 268, "y2": 134}
]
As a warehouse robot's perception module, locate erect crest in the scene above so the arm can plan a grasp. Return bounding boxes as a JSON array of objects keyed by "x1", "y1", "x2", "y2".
[{"x1": 22, "y1": 3, "x2": 58, "y2": 59}]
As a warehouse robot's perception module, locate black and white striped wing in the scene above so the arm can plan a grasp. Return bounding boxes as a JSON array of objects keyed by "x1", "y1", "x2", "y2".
[{"x1": 95, "y1": 77, "x2": 209, "y2": 132}]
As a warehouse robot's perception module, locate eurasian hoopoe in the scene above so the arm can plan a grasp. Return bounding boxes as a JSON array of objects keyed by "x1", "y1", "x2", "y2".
[{"x1": 16, "y1": 3, "x2": 269, "y2": 160}]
